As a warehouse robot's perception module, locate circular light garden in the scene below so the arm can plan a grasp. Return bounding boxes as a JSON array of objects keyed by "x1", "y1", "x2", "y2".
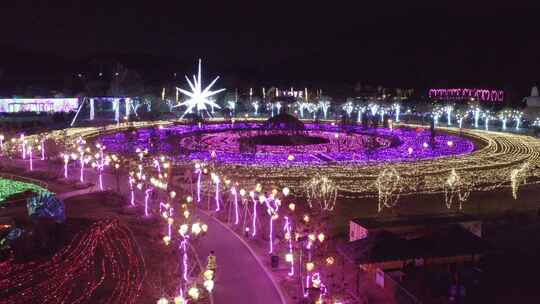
[{"x1": 98, "y1": 122, "x2": 475, "y2": 166}]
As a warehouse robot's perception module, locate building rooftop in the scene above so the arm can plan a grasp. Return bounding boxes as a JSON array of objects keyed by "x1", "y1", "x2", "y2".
[
  {"x1": 338, "y1": 225, "x2": 490, "y2": 266},
  {"x1": 351, "y1": 213, "x2": 479, "y2": 230}
]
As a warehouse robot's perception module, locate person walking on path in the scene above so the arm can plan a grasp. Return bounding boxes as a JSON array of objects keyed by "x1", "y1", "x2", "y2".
[{"x1": 207, "y1": 250, "x2": 217, "y2": 279}]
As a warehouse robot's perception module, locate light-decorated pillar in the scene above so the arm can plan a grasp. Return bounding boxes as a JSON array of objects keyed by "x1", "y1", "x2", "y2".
[
  {"x1": 90, "y1": 98, "x2": 95, "y2": 120},
  {"x1": 125, "y1": 98, "x2": 131, "y2": 119},
  {"x1": 114, "y1": 98, "x2": 120, "y2": 122}
]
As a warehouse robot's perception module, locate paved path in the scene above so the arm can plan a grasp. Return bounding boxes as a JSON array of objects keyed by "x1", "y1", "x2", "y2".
[
  {"x1": 58, "y1": 187, "x2": 97, "y2": 200},
  {"x1": 12, "y1": 158, "x2": 285, "y2": 304},
  {"x1": 195, "y1": 210, "x2": 284, "y2": 304}
]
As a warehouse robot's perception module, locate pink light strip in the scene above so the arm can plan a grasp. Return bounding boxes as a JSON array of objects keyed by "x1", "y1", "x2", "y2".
[
  {"x1": 64, "y1": 159, "x2": 69, "y2": 178},
  {"x1": 28, "y1": 145, "x2": 33, "y2": 171},
  {"x1": 284, "y1": 216, "x2": 294, "y2": 276},
  {"x1": 21, "y1": 135, "x2": 26, "y2": 159},
  {"x1": 144, "y1": 188, "x2": 153, "y2": 216},
  {"x1": 196, "y1": 168, "x2": 202, "y2": 203},
  {"x1": 215, "y1": 179, "x2": 221, "y2": 212},
  {"x1": 41, "y1": 140, "x2": 45, "y2": 160},
  {"x1": 128, "y1": 177, "x2": 135, "y2": 206},
  {"x1": 264, "y1": 197, "x2": 278, "y2": 254},
  {"x1": 232, "y1": 187, "x2": 239, "y2": 224},
  {"x1": 79, "y1": 152, "x2": 84, "y2": 182},
  {"x1": 98, "y1": 170, "x2": 103, "y2": 190},
  {"x1": 304, "y1": 274, "x2": 311, "y2": 297},
  {"x1": 251, "y1": 195, "x2": 258, "y2": 237},
  {"x1": 180, "y1": 237, "x2": 189, "y2": 282},
  {"x1": 269, "y1": 215, "x2": 274, "y2": 254}
]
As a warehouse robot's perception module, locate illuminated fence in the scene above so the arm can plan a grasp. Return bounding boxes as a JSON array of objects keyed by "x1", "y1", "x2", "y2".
[
  {"x1": 428, "y1": 88, "x2": 504, "y2": 102},
  {"x1": 0, "y1": 98, "x2": 79, "y2": 113}
]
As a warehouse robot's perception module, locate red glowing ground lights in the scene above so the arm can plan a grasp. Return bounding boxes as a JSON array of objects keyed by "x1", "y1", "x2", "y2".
[
  {"x1": 0, "y1": 219, "x2": 145, "y2": 304},
  {"x1": 428, "y1": 88, "x2": 504, "y2": 102}
]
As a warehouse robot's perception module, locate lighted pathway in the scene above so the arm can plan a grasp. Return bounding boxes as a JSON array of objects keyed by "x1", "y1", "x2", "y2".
[
  {"x1": 11, "y1": 159, "x2": 284, "y2": 304},
  {"x1": 195, "y1": 209, "x2": 285, "y2": 304},
  {"x1": 106, "y1": 172, "x2": 285, "y2": 304}
]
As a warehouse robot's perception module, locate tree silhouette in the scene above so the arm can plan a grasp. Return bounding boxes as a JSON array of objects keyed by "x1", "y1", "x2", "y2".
[{"x1": 108, "y1": 63, "x2": 144, "y2": 96}]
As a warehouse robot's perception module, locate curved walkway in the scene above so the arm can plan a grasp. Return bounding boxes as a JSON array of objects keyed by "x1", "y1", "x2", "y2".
[
  {"x1": 50, "y1": 168, "x2": 283, "y2": 304},
  {"x1": 195, "y1": 210, "x2": 284, "y2": 304}
]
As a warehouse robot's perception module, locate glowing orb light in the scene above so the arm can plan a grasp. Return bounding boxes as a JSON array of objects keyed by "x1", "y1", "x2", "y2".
[
  {"x1": 179, "y1": 224, "x2": 189, "y2": 236},
  {"x1": 173, "y1": 296, "x2": 186, "y2": 304},
  {"x1": 157, "y1": 298, "x2": 169, "y2": 304},
  {"x1": 204, "y1": 279, "x2": 215, "y2": 292},
  {"x1": 188, "y1": 287, "x2": 200, "y2": 300},
  {"x1": 282, "y1": 187, "x2": 290, "y2": 196},
  {"x1": 326, "y1": 256, "x2": 335, "y2": 265},
  {"x1": 163, "y1": 235, "x2": 171, "y2": 245},
  {"x1": 285, "y1": 253, "x2": 293, "y2": 262},
  {"x1": 203, "y1": 269, "x2": 214, "y2": 280},
  {"x1": 191, "y1": 223, "x2": 202, "y2": 235}
]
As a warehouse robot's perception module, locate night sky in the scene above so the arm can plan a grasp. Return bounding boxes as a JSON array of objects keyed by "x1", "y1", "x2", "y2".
[{"x1": 1, "y1": 2, "x2": 539, "y2": 90}]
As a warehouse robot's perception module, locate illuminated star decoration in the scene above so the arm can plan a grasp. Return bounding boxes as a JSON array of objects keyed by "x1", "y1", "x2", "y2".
[{"x1": 175, "y1": 59, "x2": 225, "y2": 118}]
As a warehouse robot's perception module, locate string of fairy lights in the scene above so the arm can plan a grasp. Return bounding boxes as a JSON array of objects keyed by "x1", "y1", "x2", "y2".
[
  {"x1": 177, "y1": 122, "x2": 540, "y2": 201},
  {"x1": 0, "y1": 219, "x2": 145, "y2": 304},
  {"x1": 195, "y1": 161, "x2": 341, "y2": 303},
  {"x1": 6, "y1": 125, "x2": 338, "y2": 302},
  {"x1": 0, "y1": 123, "x2": 216, "y2": 303},
  {"x1": 118, "y1": 146, "x2": 213, "y2": 303}
]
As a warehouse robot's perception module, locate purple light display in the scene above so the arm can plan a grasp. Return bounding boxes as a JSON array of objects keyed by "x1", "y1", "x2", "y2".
[
  {"x1": 98, "y1": 122, "x2": 475, "y2": 166},
  {"x1": 428, "y1": 88, "x2": 504, "y2": 102}
]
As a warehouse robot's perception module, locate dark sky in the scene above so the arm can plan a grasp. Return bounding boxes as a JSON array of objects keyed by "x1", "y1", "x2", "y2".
[{"x1": 1, "y1": 1, "x2": 539, "y2": 89}]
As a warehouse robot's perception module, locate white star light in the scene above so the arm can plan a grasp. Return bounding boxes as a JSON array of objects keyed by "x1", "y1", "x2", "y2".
[{"x1": 175, "y1": 59, "x2": 225, "y2": 118}]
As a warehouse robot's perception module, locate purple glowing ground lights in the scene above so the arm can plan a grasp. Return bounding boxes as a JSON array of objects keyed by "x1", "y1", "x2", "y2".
[{"x1": 98, "y1": 122, "x2": 475, "y2": 166}]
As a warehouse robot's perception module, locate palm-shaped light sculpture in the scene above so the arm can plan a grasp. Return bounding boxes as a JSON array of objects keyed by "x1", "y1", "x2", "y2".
[{"x1": 175, "y1": 59, "x2": 226, "y2": 118}]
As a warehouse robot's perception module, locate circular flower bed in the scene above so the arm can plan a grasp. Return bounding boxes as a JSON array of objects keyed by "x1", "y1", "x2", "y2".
[{"x1": 98, "y1": 122, "x2": 475, "y2": 166}]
